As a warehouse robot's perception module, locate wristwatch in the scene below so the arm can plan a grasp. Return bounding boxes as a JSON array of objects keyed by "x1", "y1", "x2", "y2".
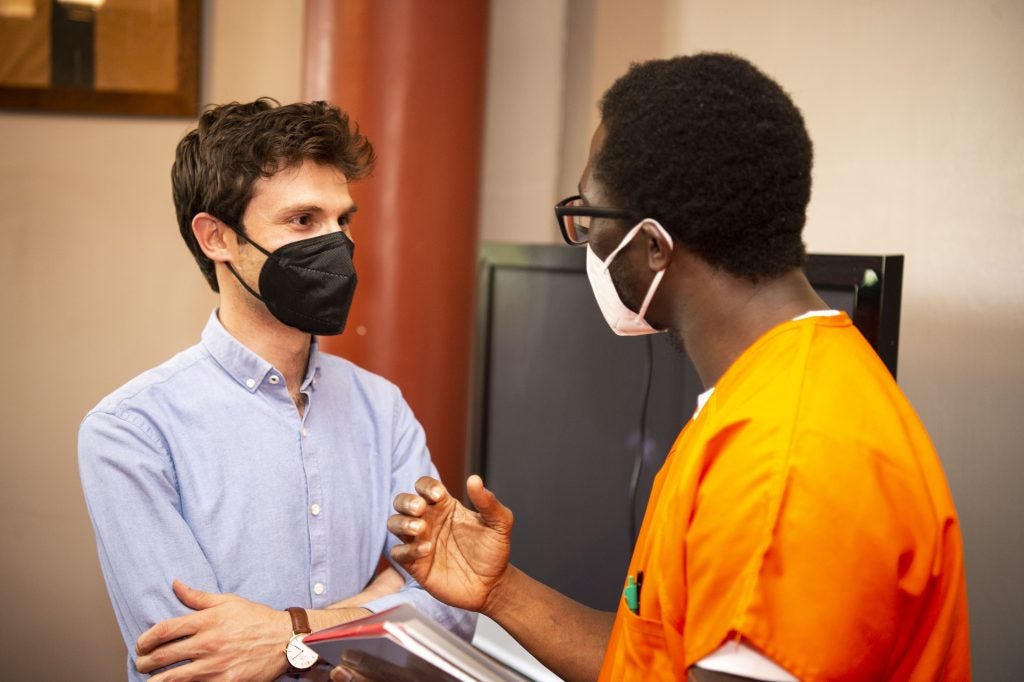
[{"x1": 284, "y1": 606, "x2": 319, "y2": 671}]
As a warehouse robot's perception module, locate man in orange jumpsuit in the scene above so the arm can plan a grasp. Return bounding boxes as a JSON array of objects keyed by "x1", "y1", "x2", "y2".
[{"x1": 359, "y1": 53, "x2": 971, "y2": 682}]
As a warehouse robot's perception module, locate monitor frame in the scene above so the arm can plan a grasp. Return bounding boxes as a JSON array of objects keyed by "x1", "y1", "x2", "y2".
[{"x1": 468, "y1": 245, "x2": 904, "y2": 478}]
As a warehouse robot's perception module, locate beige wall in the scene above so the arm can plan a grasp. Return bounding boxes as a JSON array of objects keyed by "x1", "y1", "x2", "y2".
[
  {"x1": 478, "y1": 0, "x2": 568, "y2": 245},
  {"x1": 0, "y1": 1, "x2": 303, "y2": 678},
  {"x1": 479, "y1": 0, "x2": 673, "y2": 243}
]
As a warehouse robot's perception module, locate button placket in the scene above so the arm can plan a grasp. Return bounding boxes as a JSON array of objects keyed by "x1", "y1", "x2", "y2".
[{"x1": 300, "y1": 399, "x2": 328, "y2": 606}]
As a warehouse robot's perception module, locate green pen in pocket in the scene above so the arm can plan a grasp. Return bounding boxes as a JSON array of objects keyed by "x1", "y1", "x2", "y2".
[{"x1": 624, "y1": 571, "x2": 643, "y2": 614}]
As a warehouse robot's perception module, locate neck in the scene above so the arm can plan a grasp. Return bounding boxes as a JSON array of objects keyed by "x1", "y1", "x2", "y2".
[
  {"x1": 217, "y1": 294, "x2": 312, "y2": 407},
  {"x1": 670, "y1": 264, "x2": 827, "y2": 390}
]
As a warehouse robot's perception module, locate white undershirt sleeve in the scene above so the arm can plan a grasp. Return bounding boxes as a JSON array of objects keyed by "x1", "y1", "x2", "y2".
[{"x1": 695, "y1": 641, "x2": 798, "y2": 681}]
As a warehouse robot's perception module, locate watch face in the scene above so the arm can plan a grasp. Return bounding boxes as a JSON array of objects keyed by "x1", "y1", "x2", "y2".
[{"x1": 286, "y1": 635, "x2": 319, "y2": 670}]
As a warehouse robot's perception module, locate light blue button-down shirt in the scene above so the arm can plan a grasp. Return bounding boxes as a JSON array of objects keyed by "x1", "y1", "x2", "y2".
[{"x1": 79, "y1": 312, "x2": 473, "y2": 679}]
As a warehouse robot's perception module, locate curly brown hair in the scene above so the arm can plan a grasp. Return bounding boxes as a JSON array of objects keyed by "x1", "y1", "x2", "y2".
[{"x1": 172, "y1": 98, "x2": 376, "y2": 291}]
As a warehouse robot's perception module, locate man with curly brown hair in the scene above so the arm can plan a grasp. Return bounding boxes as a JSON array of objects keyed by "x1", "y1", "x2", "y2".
[{"x1": 79, "y1": 99, "x2": 472, "y2": 681}]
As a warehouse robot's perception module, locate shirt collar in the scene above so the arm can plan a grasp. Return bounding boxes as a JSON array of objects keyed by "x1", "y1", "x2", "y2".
[
  {"x1": 792, "y1": 309, "x2": 840, "y2": 321},
  {"x1": 691, "y1": 309, "x2": 841, "y2": 420},
  {"x1": 692, "y1": 387, "x2": 715, "y2": 421},
  {"x1": 201, "y1": 310, "x2": 321, "y2": 393}
]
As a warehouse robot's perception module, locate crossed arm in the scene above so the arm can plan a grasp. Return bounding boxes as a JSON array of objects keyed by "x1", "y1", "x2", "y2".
[
  {"x1": 135, "y1": 568, "x2": 404, "y2": 681},
  {"x1": 79, "y1": 410, "x2": 407, "y2": 682}
]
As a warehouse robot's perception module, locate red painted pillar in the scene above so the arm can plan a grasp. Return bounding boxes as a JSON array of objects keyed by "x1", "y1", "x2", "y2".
[{"x1": 304, "y1": 0, "x2": 488, "y2": 494}]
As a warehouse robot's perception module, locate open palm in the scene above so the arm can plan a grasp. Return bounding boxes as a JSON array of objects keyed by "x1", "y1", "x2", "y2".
[{"x1": 390, "y1": 475, "x2": 514, "y2": 613}]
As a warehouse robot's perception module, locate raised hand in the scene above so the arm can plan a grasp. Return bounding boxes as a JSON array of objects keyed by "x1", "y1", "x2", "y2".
[{"x1": 388, "y1": 475, "x2": 514, "y2": 615}]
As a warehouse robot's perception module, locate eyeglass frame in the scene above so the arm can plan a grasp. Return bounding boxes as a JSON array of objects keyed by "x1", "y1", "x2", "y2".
[{"x1": 554, "y1": 194, "x2": 638, "y2": 246}]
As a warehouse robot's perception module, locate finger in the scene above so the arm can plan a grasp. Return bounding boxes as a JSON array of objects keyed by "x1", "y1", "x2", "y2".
[
  {"x1": 466, "y1": 474, "x2": 514, "y2": 533},
  {"x1": 393, "y1": 492, "x2": 428, "y2": 516},
  {"x1": 331, "y1": 666, "x2": 355, "y2": 682},
  {"x1": 340, "y1": 649, "x2": 419, "y2": 682},
  {"x1": 146, "y1": 658, "x2": 206, "y2": 681},
  {"x1": 135, "y1": 635, "x2": 196, "y2": 673},
  {"x1": 172, "y1": 579, "x2": 225, "y2": 610},
  {"x1": 387, "y1": 513, "x2": 426, "y2": 538},
  {"x1": 331, "y1": 664, "x2": 372, "y2": 682},
  {"x1": 136, "y1": 613, "x2": 199, "y2": 655},
  {"x1": 390, "y1": 540, "x2": 432, "y2": 566},
  {"x1": 413, "y1": 476, "x2": 448, "y2": 503}
]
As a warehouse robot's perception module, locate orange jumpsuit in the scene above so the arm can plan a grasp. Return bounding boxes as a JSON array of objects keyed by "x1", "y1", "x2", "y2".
[{"x1": 599, "y1": 313, "x2": 970, "y2": 681}]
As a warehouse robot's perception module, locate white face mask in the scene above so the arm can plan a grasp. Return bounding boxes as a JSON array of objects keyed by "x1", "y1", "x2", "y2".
[{"x1": 585, "y1": 219, "x2": 674, "y2": 336}]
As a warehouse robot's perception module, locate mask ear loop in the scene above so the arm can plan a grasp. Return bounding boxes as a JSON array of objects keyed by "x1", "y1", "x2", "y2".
[
  {"x1": 220, "y1": 221, "x2": 273, "y2": 303},
  {"x1": 600, "y1": 221, "x2": 646, "y2": 269},
  {"x1": 616, "y1": 219, "x2": 675, "y2": 322},
  {"x1": 222, "y1": 222, "x2": 274, "y2": 257},
  {"x1": 226, "y1": 262, "x2": 267, "y2": 303},
  {"x1": 634, "y1": 268, "x2": 666, "y2": 322}
]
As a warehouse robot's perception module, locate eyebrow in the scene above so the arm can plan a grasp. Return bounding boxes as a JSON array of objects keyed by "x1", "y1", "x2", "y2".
[{"x1": 279, "y1": 203, "x2": 359, "y2": 218}]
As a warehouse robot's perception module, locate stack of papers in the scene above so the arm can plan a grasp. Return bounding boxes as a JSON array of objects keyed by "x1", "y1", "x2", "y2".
[{"x1": 304, "y1": 604, "x2": 533, "y2": 682}]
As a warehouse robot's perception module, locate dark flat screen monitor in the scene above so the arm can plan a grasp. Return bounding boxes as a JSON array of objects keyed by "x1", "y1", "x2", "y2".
[{"x1": 468, "y1": 245, "x2": 903, "y2": 612}]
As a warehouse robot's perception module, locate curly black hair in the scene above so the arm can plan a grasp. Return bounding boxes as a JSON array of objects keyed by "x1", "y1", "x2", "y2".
[
  {"x1": 172, "y1": 98, "x2": 376, "y2": 292},
  {"x1": 596, "y1": 53, "x2": 813, "y2": 282}
]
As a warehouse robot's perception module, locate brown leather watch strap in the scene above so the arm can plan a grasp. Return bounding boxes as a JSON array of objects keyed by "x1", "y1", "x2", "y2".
[{"x1": 285, "y1": 606, "x2": 311, "y2": 635}]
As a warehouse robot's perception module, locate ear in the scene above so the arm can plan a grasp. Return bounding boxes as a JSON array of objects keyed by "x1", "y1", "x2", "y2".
[
  {"x1": 192, "y1": 212, "x2": 235, "y2": 263},
  {"x1": 640, "y1": 220, "x2": 673, "y2": 272}
]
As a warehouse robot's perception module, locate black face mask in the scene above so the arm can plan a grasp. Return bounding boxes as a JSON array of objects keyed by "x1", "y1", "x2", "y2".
[{"x1": 226, "y1": 229, "x2": 358, "y2": 335}]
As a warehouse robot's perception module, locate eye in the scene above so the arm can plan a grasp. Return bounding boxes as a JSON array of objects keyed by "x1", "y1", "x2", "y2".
[
  {"x1": 290, "y1": 214, "x2": 312, "y2": 226},
  {"x1": 338, "y1": 213, "x2": 352, "y2": 227}
]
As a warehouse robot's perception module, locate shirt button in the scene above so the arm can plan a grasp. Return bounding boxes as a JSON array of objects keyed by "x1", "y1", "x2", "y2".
[
  {"x1": 268, "y1": 375, "x2": 280, "y2": 384},
  {"x1": 301, "y1": 428, "x2": 309, "y2": 438},
  {"x1": 245, "y1": 378, "x2": 256, "y2": 389},
  {"x1": 313, "y1": 582, "x2": 325, "y2": 595},
  {"x1": 310, "y1": 503, "x2": 321, "y2": 516}
]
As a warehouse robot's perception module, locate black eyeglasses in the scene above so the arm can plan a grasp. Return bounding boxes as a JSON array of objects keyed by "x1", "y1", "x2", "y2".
[{"x1": 554, "y1": 195, "x2": 636, "y2": 245}]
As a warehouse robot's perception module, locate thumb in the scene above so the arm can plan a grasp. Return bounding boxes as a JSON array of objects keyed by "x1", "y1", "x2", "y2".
[
  {"x1": 466, "y1": 475, "x2": 513, "y2": 533},
  {"x1": 172, "y1": 579, "x2": 225, "y2": 610}
]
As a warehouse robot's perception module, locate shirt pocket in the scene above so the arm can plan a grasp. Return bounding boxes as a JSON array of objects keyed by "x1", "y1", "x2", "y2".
[{"x1": 615, "y1": 608, "x2": 674, "y2": 681}]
